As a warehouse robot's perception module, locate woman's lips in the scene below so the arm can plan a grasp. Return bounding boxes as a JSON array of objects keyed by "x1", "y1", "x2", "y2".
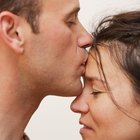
[
  {"x1": 80, "y1": 125, "x2": 92, "y2": 131},
  {"x1": 79, "y1": 122, "x2": 93, "y2": 134}
]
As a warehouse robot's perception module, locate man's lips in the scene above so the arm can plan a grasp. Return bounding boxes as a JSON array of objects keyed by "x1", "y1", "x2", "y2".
[
  {"x1": 81, "y1": 62, "x2": 86, "y2": 66},
  {"x1": 80, "y1": 57, "x2": 87, "y2": 75},
  {"x1": 80, "y1": 63, "x2": 86, "y2": 76},
  {"x1": 81, "y1": 58, "x2": 87, "y2": 67},
  {"x1": 82, "y1": 52, "x2": 88, "y2": 66}
]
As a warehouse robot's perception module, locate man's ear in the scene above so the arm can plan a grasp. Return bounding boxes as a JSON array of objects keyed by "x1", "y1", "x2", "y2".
[{"x1": 0, "y1": 11, "x2": 24, "y2": 54}]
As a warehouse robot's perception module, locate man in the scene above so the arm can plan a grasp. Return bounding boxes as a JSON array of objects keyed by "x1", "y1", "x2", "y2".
[{"x1": 0, "y1": 0, "x2": 92, "y2": 139}]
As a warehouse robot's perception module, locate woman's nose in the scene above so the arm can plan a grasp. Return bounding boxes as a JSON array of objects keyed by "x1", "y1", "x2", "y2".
[{"x1": 70, "y1": 94, "x2": 89, "y2": 114}]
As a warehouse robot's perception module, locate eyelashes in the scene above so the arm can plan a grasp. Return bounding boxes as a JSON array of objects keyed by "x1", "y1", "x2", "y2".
[
  {"x1": 90, "y1": 89, "x2": 102, "y2": 96},
  {"x1": 66, "y1": 14, "x2": 78, "y2": 27},
  {"x1": 92, "y1": 91, "x2": 102, "y2": 95}
]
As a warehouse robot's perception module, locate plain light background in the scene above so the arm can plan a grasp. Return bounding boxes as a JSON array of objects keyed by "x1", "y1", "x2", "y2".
[{"x1": 25, "y1": 0, "x2": 140, "y2": 140}]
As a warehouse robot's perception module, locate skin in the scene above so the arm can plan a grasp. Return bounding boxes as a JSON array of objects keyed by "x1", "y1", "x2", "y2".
[
  {"x1": 20, "y1": 0, "x2": 93, "y2": 97},
  {"x1": 71, "y1": 46, "x2": 140, "y2": 140},
  {"x1": 0, "y1": 0, "x2": 92, "y2": 139}
]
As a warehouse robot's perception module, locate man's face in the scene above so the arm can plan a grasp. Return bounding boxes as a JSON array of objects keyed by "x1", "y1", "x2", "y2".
[{"x1": 22, "y1": 0, "x2": 92, "y2": 96}]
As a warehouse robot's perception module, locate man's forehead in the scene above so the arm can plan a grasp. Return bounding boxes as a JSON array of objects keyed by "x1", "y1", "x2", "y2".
[{"x1": 42, "y1": 0, "x2": 79, "y2": 12}]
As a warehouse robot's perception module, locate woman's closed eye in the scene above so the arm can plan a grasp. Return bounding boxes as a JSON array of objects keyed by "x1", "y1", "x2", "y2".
[{"x1": 90, "y1": 89, "x2": 103, "y2": 96}]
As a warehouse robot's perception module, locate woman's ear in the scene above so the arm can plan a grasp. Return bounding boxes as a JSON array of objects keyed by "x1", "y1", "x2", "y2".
[{"x1": 0, "y1": 11, "x2": 24, "y2": 54}]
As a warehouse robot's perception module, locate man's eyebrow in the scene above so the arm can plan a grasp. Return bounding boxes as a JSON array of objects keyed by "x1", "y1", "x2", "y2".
[{"x1": 65, "y1": 7, "x2": 80, "y2": 19}]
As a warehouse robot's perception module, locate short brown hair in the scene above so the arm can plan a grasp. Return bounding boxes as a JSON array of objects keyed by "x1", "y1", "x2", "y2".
[{"x1": 0, "y1": 0, "x2": 42, "y2": 33}]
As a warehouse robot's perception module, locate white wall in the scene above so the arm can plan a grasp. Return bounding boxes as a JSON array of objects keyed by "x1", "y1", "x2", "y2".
[{"x1": 25, "y1": 0, "x2": 140, "y2": 140}]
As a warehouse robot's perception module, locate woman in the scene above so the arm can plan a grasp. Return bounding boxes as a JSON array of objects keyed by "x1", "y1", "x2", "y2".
[{"x1": 71, "y1": 11, "x2": 140, "y2": 140}]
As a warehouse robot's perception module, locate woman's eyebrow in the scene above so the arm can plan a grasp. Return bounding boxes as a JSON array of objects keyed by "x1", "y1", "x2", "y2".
[{"x1": 84, "y1": 75, "x2": 106, "y2": 84}]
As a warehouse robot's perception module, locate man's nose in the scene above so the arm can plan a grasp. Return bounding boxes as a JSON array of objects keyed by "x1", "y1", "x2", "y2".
[{"x1": 78, "y1": 27, "x2": 93, "y2": 49}]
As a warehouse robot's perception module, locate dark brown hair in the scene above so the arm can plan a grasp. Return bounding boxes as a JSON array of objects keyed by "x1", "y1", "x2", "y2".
[
  {"x1": 91, "y1": 11, "x2": 140, "y2": 122},
  {"x1": 0, "y1": 0, "x2": 42, "y2": 33}
]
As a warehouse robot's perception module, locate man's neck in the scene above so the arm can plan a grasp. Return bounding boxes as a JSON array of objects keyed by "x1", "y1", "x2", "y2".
[
  {"x1": 0, "y1": 79, "x2": 43, "y2": 140},
  {"x1": 0, "y1": 50, "x2": 45, "y2": 140}
]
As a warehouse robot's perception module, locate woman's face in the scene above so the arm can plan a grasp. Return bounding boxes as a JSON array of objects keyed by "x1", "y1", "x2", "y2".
[{"x1": 71, "y1": 46, "x2": 140, "y2": 140}]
